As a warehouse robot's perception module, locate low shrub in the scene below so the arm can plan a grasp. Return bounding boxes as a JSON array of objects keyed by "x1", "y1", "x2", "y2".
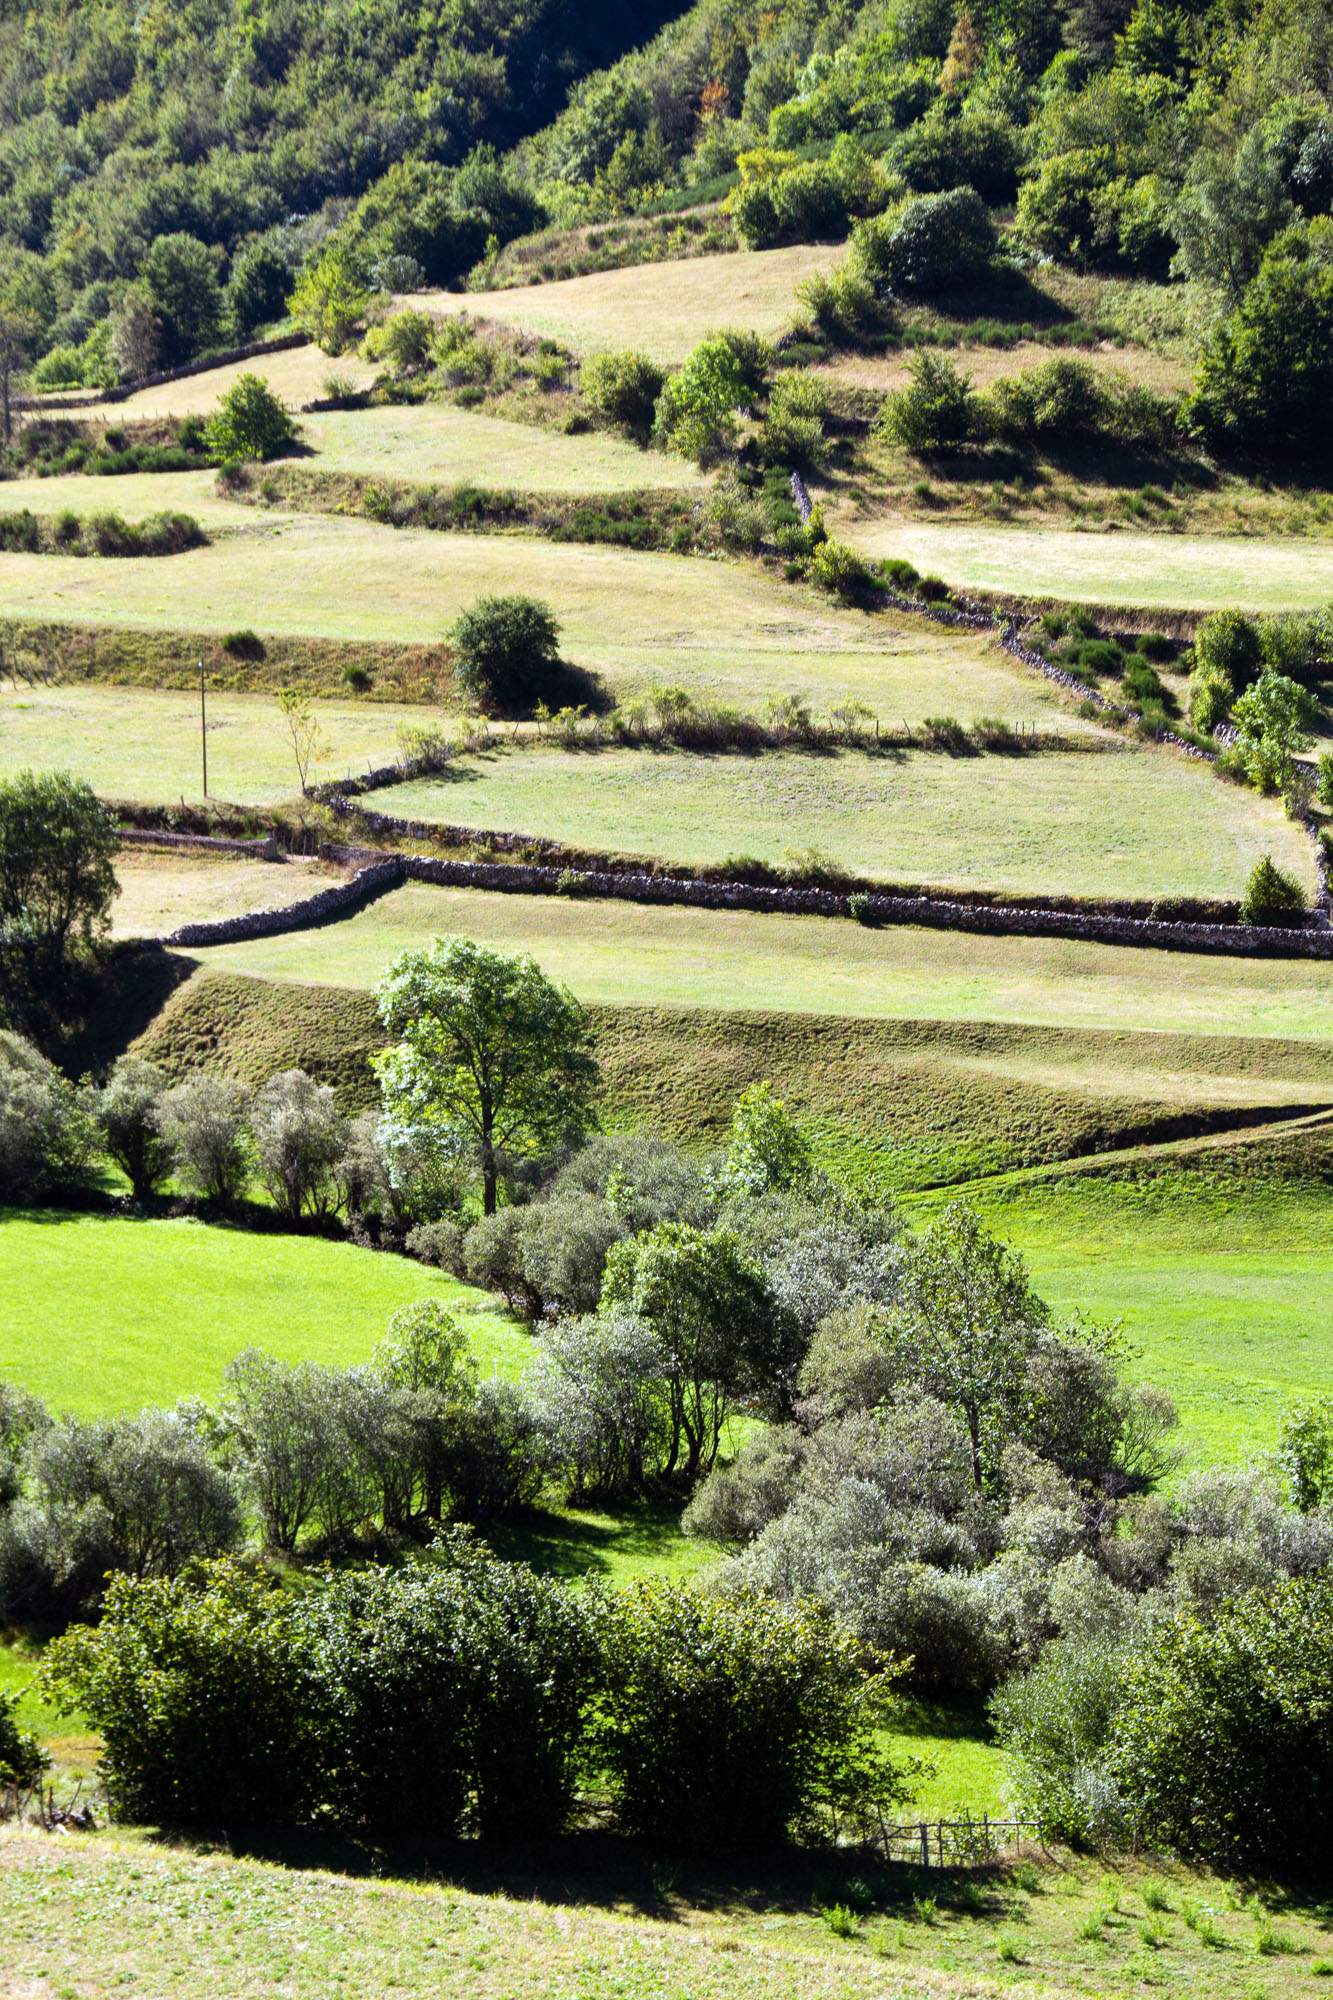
[
  {"x1": 581, "y1": 349, "x2": 665, "y2": 440},
  {"x1": 1239, "y1": 853, "x2": 1308, "y2": 927}
]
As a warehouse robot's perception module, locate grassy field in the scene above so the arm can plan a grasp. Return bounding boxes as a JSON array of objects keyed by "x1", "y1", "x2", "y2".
[
  {"x1": 843, "y1": 518, "x2": 1333, "y2": 610},
  {"x1": 818, "y1": 342, "x2": 1193, "y2": 396},
  {"x1": 972, "y1": 1171, "x2": 1333, "y2": 1462},
  {"x1": 2, "y1": 405, "x2": 702, "y2": 507},
  {"x1": 381, "y1": 741, "x2": 1309, "y2": 900},
  {"x1": 0, "y1": 515, "x2": 1068, "y2": 719},
  {"x1": 0, "y1": 681, "x2": 438, "y2": 803},
  {"x1": 0, "y1": 1210, "x2": 526, "y2": 1416},
  {"x1": 111, "y1": 851, "x2": 342, "y2": 938},
  {"x1": 6, "y1": 1823, "x2": 1333, "y2": 2000},
  {"x1": 62, "y1": 343, "x2": 379, "y2": 422},
  {"x1": 297, "y1": 402, "x2": 702, "y2": 489},
  {"x1": 413, "y1": 243, "x2": 844, "y2": 361},
  {"x1": 184, "y1": 882, "x2": 1333, "y2": 1042}
]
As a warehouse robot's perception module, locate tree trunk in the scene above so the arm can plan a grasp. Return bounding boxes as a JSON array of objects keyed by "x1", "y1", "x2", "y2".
[{"x1": 481, "y1": 1108, "x2": 497, "y2": 1214}]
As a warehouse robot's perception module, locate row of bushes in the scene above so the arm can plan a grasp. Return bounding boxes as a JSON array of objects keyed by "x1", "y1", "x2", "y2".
[
  {"x1": 879, "y1": 351, "x2": 1182, "y2": 457},
  {"x1": 0, "y1": 507, "x2": 207, "y2": 557},
  {"x1": 37, "y1": 1542, "x2": 901, "y2": 1849}
]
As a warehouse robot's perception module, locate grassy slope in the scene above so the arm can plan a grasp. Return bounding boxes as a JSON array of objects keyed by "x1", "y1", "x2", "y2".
[
  {"x1": 62, "y1": 344, "x2": 379, "y2": 421},
  {"x1": 179, "y1": 883, "x2": 1333, "y2": 1042},
  {"x1": 844, "y1": 518, "x2": 1333, "y2": 611},
  {"x1": 413, "y1": 243, "x2": 844, "y2": 361},
  {"x1": 5, "y1": 1824, "x2": 1333, "y2": 2000},
  {"x1": 0, "y1": 1210, "x2": 527, "y2": 1416},
  {"x1": 381, "y1": 742, "x2": 1311, "y2": 901},
  {"x1": 0, "y1": 682, "x2": 439, "y2": 805}
]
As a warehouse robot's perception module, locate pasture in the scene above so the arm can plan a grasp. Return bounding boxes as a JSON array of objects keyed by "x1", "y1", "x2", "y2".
[
  {"x1": 0, "y1": 516, "x2": 1069, "y2": 719},
  {"x1": 843, "y1": 518, "x2": 1333, "y2": 611},
  {"x1": 0, "y1": 1210, "x2": 526, "y2": 1417},
  {"x1": 57, "y1": 342, "x2": 378, "y2": 422},
  {"x1": 187, "y1": 881, "x2": 1333, "y2": 1042},
  {"x1": 409, "y1": 242, "x2": 844, "y2": 361},
  {"x1": 297, "y1": 402, "x2": 703, "y2": 489},
  {"x1": 0, "y1": 681, "x2": 437, "y2": 804},
  {"x1": 110, "y1": 850, "x2": 340, "y2": 939},
  {"x1": 381, "y1": 740, "x2": 1310, "y2": 900}
]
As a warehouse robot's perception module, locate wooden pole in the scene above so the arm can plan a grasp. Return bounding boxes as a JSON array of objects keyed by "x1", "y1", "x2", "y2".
[{"x1": 199, "y1": 658, "x2": 208, "y2": 798}]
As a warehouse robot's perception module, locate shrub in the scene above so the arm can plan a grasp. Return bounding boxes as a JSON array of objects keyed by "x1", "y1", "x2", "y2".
[
  {"x1": 0, "y1": 1035, "x2": 96, "y2": 1201},
  {"x1": 1109, "y1": 1572, "x2": 1333, "y2": 1871},
  {"x1": 0, "y1": 770, "x2": 119, "y2": 1044},
  {"x1": 203, "y1": 372, "x2": 297, "y2": 462},
  {"x1": 891, "y1": 107, "x2": 1022, "y2": 204},
  {"x1": 449, "y1": 594, "x2": 564, "y2": 712},
  {"x1": 879, "y1": 352, "x2": 984, "y2": 451},
  {"x1": 1191, "y1": 607, "x2": 1263, "y2": 695},
  {"x1": 531, "y1": 1311, "x2": 669, "y2": 1499},
  {"x1": 97, "y1": 1056, "x2": 173, "y2": 1202},
  {"x1": 590, "y1": 1579, "x2": 905, "y2": 1851},
  {"x1": 38, "y1": 1561, "x2": 326, "y2": 1825},
  {"x1": 806, "y1": 537, "x2": 874, "y2": 598},
  {"x1": 990, "y1": 1637, "x2": 1133, "y2": 1846},
  {"x1": 985, "y1": 357, "x2": 1106, "y2": 442},
  {"x1": 405, "y1": 1217, "x2": 465, "y2": 1272},
  {"x1": 581, "y1": 349, "x2": 665, "y2": 440},
  {"x1": 0, "y1": 1687, "x2": 46, "y2": 1787},
  {"x1": 250, "y1": 1069, "x2": 344, "y2": 1222},
  {"x1": 760, "y1": 371, "x2": 829, "y2": 470},
  {"x1": 221, "y1": 1349, "x2": 345, "y2": 1553},
  {"x1": 1239, "y1": 853, "x2": 1308, "y2": 926},
  {"x1": 152, "y1": 1073, "x2": 251, "y2": 1206},
  {"x1": 852, "y1": 188, "x2": 998, "y2": 296},
  {"x1": 221, "y1": 629, "x2": 265, "y2": 660}
]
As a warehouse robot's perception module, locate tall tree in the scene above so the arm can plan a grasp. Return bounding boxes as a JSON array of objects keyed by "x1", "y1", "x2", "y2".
[
  {"x1": 0, "y1": 771, "x2": 118, "y2": 1042},
  {"x1": 373, "y1": 936, "x2": 598, "y2": 1213}
]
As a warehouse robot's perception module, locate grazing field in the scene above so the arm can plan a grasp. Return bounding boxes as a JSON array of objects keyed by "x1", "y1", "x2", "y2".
[
  {"x1": 185, "y1": 882, "x2": 1333, "y2": 1042},
  {"x1": 0, "y1": 516, "x2": 1079, "y2": 720},
  {"x1": 987, "y1": 1174, "x2": 1333, "y2": 1463},
  {"x1": 0, "y1": 466, "x2": 235, "y2": 524},
  {"x1": 110, "y1": 850, "x2": 342, "y2": 938},
  {"x1": 843, "y1": 518, "x2": 1333, "y2": 610},
  {"x1": 0, "y1": 681, "x2": 438, "y2": 803},
  {"x1": 382, "y1": 741, "x2": 1308, "y2": 900},
  {"x1": 297, "y1": 402, "x2": 704, "y2": 489},
  {"x1": 0, "y1": 1210, "x2": 526, "y2": 1417},
  {"x1": 409, "y1": 243, "x2": 844, "y2": 361},
  {"x1": 56, "y1": 342, "x2": 378, "y2": 422},
  {"x1": 6, "y1": 1825, "x2": 1333, "y2": 2000}
]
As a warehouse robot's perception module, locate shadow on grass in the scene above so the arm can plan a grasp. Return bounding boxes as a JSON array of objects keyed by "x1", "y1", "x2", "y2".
[
  {"x1": 156, "y1": 1819, "x2": 1024, "y2": 1925},
  {"x1": 479, "y1": 1498, "x2": 695, "y2": 1581}
]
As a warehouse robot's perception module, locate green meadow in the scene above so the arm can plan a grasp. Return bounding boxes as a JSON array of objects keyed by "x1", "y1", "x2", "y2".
[
  {"x1": 0, "y1": 1210, "x2": 527, "y2": 1416},
  {"x1": 383, "y1": 740, "x2": 1310, "y2": 900},
  {"x1": 188, "y1": 881, "x2": 1333, "y2": 1041}
]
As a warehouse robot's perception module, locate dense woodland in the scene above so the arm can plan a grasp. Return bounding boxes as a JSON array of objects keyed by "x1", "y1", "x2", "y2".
[{"x1": 2, "y1": 0, "x2": 1333, "y2": 455}]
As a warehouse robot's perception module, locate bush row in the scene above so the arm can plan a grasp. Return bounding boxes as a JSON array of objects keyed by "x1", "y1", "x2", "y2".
[
  {"x1": 38, "y1": 1541, "x2": 901, "y2": 1851},
  {"x1": 0, "y1": 507, "x2": 207, "y2": 557}
]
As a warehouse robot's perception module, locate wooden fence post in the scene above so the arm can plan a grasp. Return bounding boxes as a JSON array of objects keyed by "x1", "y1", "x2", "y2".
[{"x1": 920, "y1": 1822, "x2": 930, "y2": 1867}]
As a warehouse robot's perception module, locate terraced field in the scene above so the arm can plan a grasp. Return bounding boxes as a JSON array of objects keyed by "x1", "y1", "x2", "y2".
[
  {"x1": 184, "y1": 883, "x2": 1333, "y2": 1040},
  {"x1": 844, "y1": 518, "x2": 1333, "y2": 610},
  {"x1": 111, "y1": 850, "x2": 340, "y2": 937},
  {"x1": 0, "y1": 682, "x2": 436, "y2": 803},
  {"x1": 409, "y1": 242, "x2": 844, "y2": 360},
  {"x1": 381, "y1": 740, "x2": 1310, "y2": 899}
]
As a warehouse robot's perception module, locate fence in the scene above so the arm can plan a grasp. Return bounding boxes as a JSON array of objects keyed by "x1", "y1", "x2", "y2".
[{"x1": 875, "y1": 1816, "x2": 1046, "y2": 1867}]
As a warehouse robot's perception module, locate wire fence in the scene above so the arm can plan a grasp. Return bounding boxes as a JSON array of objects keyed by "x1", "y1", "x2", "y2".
[{"x1": 874, "y1": 1816, "x2": 1047, "y2": 1867}]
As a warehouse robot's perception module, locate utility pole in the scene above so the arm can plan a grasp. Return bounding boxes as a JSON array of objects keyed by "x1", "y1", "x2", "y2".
[{"x1": 199, "y1": 658, "x2": 208, "y2": 797}]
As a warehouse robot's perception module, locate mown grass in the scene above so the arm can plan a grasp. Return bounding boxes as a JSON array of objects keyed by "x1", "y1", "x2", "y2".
[
  {"x1": 409, "y1": 242, "x2": 844, "y2": 362},
  {"x1": 0, "y1": 513, "x2": 1015, "y2": 717},
  {"x1": 843, "y1": 518, "x2": 1333, "y2": 611},
  {"x1": 181, "y1": 882, "x2": 1333, "y2": 1043},
  {"x1": 5, "y1": 1824, "x2": 1333, "y2": 2000},
  {"x1": 0, "y1": 1209, "x2": 527, "y2": 1417},
  {"x1": 381, "y1": 741, "x2": 1310, "y2": 901},
  {"x1": 0, "y1": 682, "x2": 440, "y2": 804},
  {"x1": 110, "y1": 851, "x2": 342, "y2": 939},
  {"x1": 63, "y1": 343, "x2": 378, "y2": 422},
  {"x1": 298, "y1": 402, "x2": 703, "y2": 489}
]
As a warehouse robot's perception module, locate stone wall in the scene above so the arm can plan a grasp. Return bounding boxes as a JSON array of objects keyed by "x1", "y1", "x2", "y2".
[{"x1": 162, "y1": 858, "x2": 402, "y2": 947}]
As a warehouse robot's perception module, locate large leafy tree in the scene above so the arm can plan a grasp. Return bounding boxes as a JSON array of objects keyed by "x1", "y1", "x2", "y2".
[
  {"x1": 1190, "y1": 217, "x2": 1333, "y2": 456},
  {"x1": 0, "y1": 771, "x2": 119, "y2": 1043},
  {"x1": 601, "y1": 1222, "x2": 796, "y2": 1477},
  {"x1": 876, "y1": 1201, "x2": 1047, "y2": 1488},
  {"x1": 373, "y1": 936, "x2": 598, "y2": 1213}
]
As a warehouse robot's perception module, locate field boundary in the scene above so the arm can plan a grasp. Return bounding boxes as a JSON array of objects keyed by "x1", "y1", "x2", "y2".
[{"x1": 152, "y1": 848, "x2": 1333, "y2": 960}]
